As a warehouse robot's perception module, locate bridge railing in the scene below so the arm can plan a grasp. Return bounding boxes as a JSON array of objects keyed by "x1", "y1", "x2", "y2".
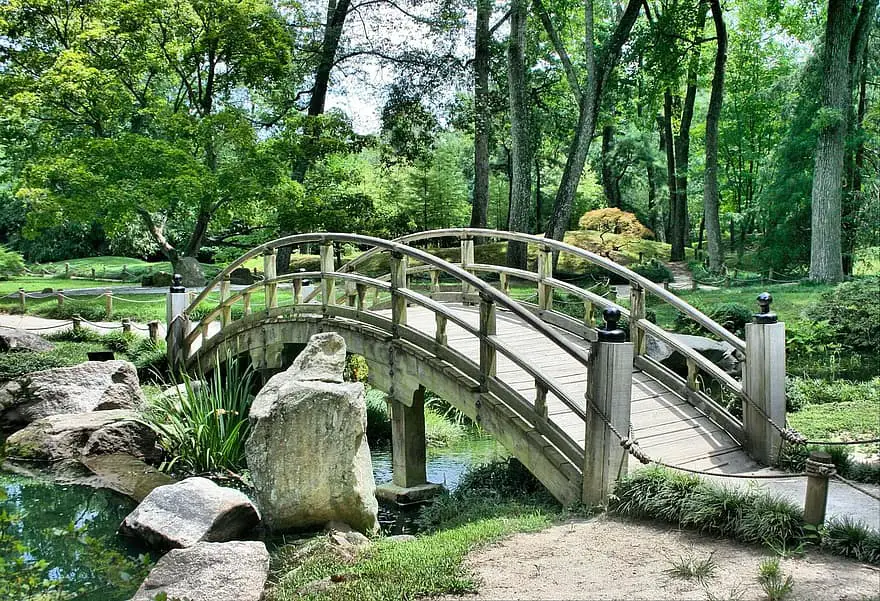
[
  {"x1": 326, "y1": 228, "x2": 750, "y2": 447},
  {"x1": 175, "y1": 233, "x2": 608, "y2": 483}
]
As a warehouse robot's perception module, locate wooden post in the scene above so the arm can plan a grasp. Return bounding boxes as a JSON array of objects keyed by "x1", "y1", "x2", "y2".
[
  {"x1": 242, "y1": 291, "x2": 252, "y2": 316},
  {"x1": 104, "y1": 289, "x2": 113, "y2": 317},
  {"x1": 122, "y1": 318, "x2": 132, "y2": 333},
  {"x1": 73, "y1": 315, "x2": 83, "y2": 333},
  {"x1": 686, "y1": 357, "x2": 700, "y2": 391},
  {"x1": 355, "y1": 283, "x2": 367, "y2": 311},
  {"x1": 390, "y1": 386, "x2": 428, "y2": 488},
  {"x1": 743, "y1": 293, "x2": 786, "y2": 465},
  {"x1": 662, "y1": 280, "x2": 669, "y2": 290},
  {"x1": 583, "y1": 308, "x2": 633, "y2": 506},
  {"x1": 219, "y1": 276, "x2": 231, "y2": 327},
  {"x1": 804, "y1": 451, "x2": 834, "y2": 526},
  {"x1": 65, "y1": 262, "x2": 70, "y2": 276},
  {"x1": 263, "y1": 249, "x2": 278, "y2": 310},
  {"x1": 18, "y1": 288, "x2": 25, "y2": 312},
  {"x1": 390, "y1": 252, "x2": 407, "y2": 336},
  {"x1": 629, "y1": 284, "x2": 646, "y2": 355},
  {"x1": 537, "y1": 246, "x2": 553, "y2": 311},
  {"x1": 166, "y1": 275, "x2": 190, "y2": 371},
  {"x1": 479, "y1": 294, "x2": 496, "y2": 392},
  {"x1": 583, "y1": 300, "x2": 595, "y2": 327},
  {"x1": 430, "y1": 270, "x2": 440, "y2": 295},
  {"x1": 691, "y1": 278, "x2": 698, "y2": 292},
  {"x1": 345, "y1": 280, "x2": 357, "y2": 307},
  {"x1": 460, "y1": 236, "x2": 475, "y2": 298},
  {"x1": 769, "y1": 267, "x2": 775, "y2": 282},
  {"x1": 320, "y1": 243, "x2": 335, "y2": 308},
  {"x1": 147, "y1": 320, "x2": 159, "y2": 344},
  {"x1": 57, "y1": 289, "x2": 64, "y2": 307},
  {"x1": 91, "y1": 267, "x2": 96, "y2": 279},
  {"x1": 535, "y1": 380, "x2": 548, "y2": 419},
  {"x1": 725, "y1": 274, "x2": 731, "y2": 288},
  {"x1": 435, "y1": 313, "x2": 447, "y2": 346},
  {"x1": 500, "y1": 272, "x2": 510, "y2": 296}
]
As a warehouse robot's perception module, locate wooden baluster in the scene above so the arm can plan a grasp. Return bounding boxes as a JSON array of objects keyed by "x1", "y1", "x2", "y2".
[
  {"x1": 629, "y1": 283, "x2": 646, "y2": 355},
  {"x1": 583, "y1": 300, "x2": 594, "y2": 327},
  {"x1": 263, "y1": 249, "x2": 277, "y2": 309},
  {"x1": 219, "y1": 276, "x2": 232, "y2": 327},
  {"x1": 320, "y1": 243, "x2": 335, "y2": 308},
  {"x1": 537, "y1": 246, "x2": 553, "y2": 311},
  {"x1": 390, "y1": 252, "x2": 407, "y2": 336},
  {"x1": 435, "y1": 313, "x2": 447, "y2": 346},
  {"x1": 57, "y1": 289, "x2": 64, "y2": 307},
  {"x1": 479, "y1": 294, "x2": 496, "y2": 392},
  {"x1": 686, "y1": 358, "x2": 699, "y2": 391},
  {"x1": 460, "y1": 236, "x2": 475, "y2": 299},
  {"x1": 535, "y1": 380, "x2": 548, "y2": 419},
  {"x1": 356, "y1": 283, "x2": 367, "y2": 312},
  {"x1": 430, "y1": 269, "x2": 440, "y2": 295},
  {"x1": 346, "y1": 280, "x2": 357, "y2": 307},
  {"x1": 242, "y1": 291, "x2": 252, "y2": 316},
  {"x1": 292, "y1": 278, "x2": 302, "y2": 305},
  {"x1": 500, "y1": 272, "x2": 510, "y2": 296}
]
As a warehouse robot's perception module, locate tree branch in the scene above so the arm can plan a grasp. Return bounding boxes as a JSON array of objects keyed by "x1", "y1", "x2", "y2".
[{"x1": 533, "y1": 0, "x2": 582, "y2": 106}]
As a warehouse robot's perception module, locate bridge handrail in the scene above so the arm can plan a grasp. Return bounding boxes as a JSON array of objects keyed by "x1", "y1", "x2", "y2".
[
  {"x1": 184, "y1": 232, "x2": 598, "y2": 372},
  {"x1": 328, "y1": 228, "x2": 745, "y2": 353}
]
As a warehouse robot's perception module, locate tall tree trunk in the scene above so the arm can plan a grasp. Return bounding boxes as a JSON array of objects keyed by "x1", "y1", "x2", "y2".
[
  {"x1": 535, "y1": 156, "x2": 543, "y2": 232},
  {"x1": 843, "y1": 30, "x2": 872, "y2": 275},
  {"x1": 601, "y1": 124, "x2": 622, "y2": 207},
  {"x1": 704, "y1": 0, "x2": 727, "y2": 273},
  {"x1": 809, "y1": 0, "x2": 876, "y2": 282},
  {"x1": 471, "y1": 0, "x2": 492, "y2": 229},
  {"x1": 669, "y1": 4, "x2": 707, "y2": 261},
  {"x1": 506, "y1": 0, "x2": 532, "y2": 268},
  {"x1": 662, "y1": 93, "x2": 678, "y2": 243},
  {"x1": 544, "y1": 0, "x2": 642, "y2": 244}
]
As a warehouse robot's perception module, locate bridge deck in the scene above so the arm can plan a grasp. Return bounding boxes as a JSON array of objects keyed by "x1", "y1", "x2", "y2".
[{"x1": 399, "y1": 303, "x2": 758, "y2": 474}]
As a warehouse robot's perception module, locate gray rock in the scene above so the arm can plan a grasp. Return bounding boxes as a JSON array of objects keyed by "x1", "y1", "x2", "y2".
[
  {"x1": 175, "y1": 256, "x2": 207, "y2": 288},
  {"x1": 229, "y1": 267, "x2": 255, "y2": 285},
  {"x1": 0, "y1": 360, "x2": 144, "y2": 426},
  {"x1": 386, "y1": 534, "x2": 417, "y2": 543},
  {"x1": 120, "y1": 477, "x2": 260, "y2": 549},
  {"x1": 157, "y1": 380, "x2": 203, "y2": 400},
  {"x1": 246, "y1": 333, "x2": 378, "y2": 534},
  {"x1": 646, "y1": 333, "x2": 744, "y2": 378},
  {"x1": 0, "y1": 329, "x2": 54, "y2": 353},
  {"x1": 288, "y1": 331, "x2": 346, "y2": 383},
  {"x1": 4, "y1": 410, "x2": 152, "y2": 462},
  {"x1": 130, "y1": 541, "x2": 269, "y2": 601}
]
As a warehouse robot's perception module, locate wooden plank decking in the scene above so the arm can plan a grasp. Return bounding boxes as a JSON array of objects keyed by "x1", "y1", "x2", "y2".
[{"x1": 398, "y1": 303, "x2": 757, "y2": 474}]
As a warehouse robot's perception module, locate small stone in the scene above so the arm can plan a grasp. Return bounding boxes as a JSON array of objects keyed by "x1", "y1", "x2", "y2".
[
  {"x1": 131, "y1": 541, "x2": 269, "y2": 601},
  {"x1": 386, "y1": 534, "x2": 417, "y2": 543},
  {"x1": 344, "y1": 531, "x2": 371, "y2": 547},
  {"x1": 120, "y1": 477, "x2": 260, "y2": 549}
]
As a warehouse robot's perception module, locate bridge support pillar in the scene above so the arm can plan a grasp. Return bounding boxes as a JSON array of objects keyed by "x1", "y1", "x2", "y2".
[
  {"x1": 583, "y1": 308, "x2": 633, "y2": 507},
  {"x1": 377, "y1": 386, "x2": 444, "y2": 505},
  {"x1": 743, "y1": 293, "x2": 786, "y2": 465}
]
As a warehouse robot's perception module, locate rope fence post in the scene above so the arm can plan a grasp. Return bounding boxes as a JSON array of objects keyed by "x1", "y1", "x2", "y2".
[
  {"x1": 18, "y1": 288, "x2": 25, "y2": 313},
  {"x1": 584, "y1": 308, "x2": 633, "y2": 506},
  {"x1": 743, "y1": 292, "x2": 786, "y2": 465},
  {"x1": 147, "y1": 321, "x2": 159, "y2": 344},
  {"x1": 73, "y1": 315, "x2": 82, "y2": 333},
  {"x1": 122, "y1": 318, "x2": 132, "y2": 334},
  {"x1": 57, "y1": 289, "x2": 64, "y2": 307},
  {"x1": 804, "y1": 451, "x2": 835, "y2": 526},
  {"x1": 104, "y1": 289, "x2": 113, "y2": 317}
]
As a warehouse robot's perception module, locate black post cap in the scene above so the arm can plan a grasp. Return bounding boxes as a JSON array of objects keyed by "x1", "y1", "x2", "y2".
[
  {"x1": 598, "y1": 307, "x2": 627, "y2": 342},
  {"x1": 754, "y1": 292, "x2": 777, "y2": 324},
  {"x1": 170, "y1": 273, "x2": 185, "y2": 293}
]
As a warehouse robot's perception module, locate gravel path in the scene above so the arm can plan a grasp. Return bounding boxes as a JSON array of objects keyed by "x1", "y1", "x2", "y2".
[{"x1": 441, "y1": 516, "x2": 880, "y2": 601}]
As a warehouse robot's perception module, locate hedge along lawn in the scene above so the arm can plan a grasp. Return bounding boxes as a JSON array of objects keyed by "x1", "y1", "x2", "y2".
[{"x1": 0, "y1": 277, "x2": 132, "y2": 296}]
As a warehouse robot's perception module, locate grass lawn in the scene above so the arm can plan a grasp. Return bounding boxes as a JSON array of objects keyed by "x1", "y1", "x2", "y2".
[{"x1": 787, "y1": 395, "x2": 880, "y2": 443}]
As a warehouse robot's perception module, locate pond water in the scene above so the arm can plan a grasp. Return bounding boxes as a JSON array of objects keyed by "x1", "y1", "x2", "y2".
[{"x1": 0, "y1": 433, "x2": 504, "y2": 599}]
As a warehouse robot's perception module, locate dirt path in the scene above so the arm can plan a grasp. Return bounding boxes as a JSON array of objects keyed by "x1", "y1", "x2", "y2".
[{"x1": 441, "y1": 517, "x2": 879, "y2": 601}]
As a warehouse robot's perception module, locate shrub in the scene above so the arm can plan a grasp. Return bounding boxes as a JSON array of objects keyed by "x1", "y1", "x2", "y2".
[
  {"x1": 804, "y1": 277, "x2": 880, "y2": 351},
  {"x1": 577, "y1": 208, "x2": 654, "y2": 239},
  {"x1": 778, "y1": 444, "x2": 879, "y2": 485},
  {"x1": 674, "y1": 302, "x2": 752, "y2": 338},
  {"x1": 0, "y1": 351, "x2": 68, "y2": 380},
  {"x1": 142, "y1": 357, "x2": 256, "y2": 475},
  {"x1": 0, "y1": 246, "x2": 25, "y2": 277},
  {"x1": 822, "y1": 517, "x2": 880, "y2": 563},
  {"x1": 787, "y1": 377, "x2": 880, "y2": 412},
  {"x1": 631, "y1": 259, "x2": 674, "y2": 284}
]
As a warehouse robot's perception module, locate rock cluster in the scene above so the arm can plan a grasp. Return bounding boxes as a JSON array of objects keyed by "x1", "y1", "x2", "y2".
[{"x1": 0, "y1": 328, "x2": 54, "y2": 353}]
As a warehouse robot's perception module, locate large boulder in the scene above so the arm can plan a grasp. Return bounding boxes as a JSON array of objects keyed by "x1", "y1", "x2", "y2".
[
  {"x1": 175, "y1": 256, "x2": 207, "y2": 287},
  {"x1": 646, "y1": 333, "x2": 743, "y2": 378},
  {"x1": 0, "y1": 329, "x2": 54, "y2": 353},
  {"x1": 4, "y1": 410, "x2": 157, "y2": 462},
  {"x1": 229, "y1": 267, "x2": 255, "y2": 285},
  {"x1": 120, "y1": 477, "x2": 261, "y2": 549},
  {"x1": 130, "y1": 541, "x2": 269, "y2": 601},
  {"x1": 0, "y1": 360, "x2": 144, "y2": 426},
  {"x1": 246, "y1": 332, "x2": 378, "y2": 534}
]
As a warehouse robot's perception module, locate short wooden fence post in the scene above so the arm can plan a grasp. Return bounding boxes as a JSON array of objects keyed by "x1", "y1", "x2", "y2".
[
  {"x1": 537, "y1": 246, "x2": 553, "y2": 311},
  {"x1": 18, "y1": 288, "x2": 25, "y2": 313},
  {"x1": 804, "y1": 451, "x2": 835, "y2": 526},
  {"x1": 122, "y1": 318, "x2": 132, "y2": 333},
  {"x1": 147, "y1": 321, "x2": 159, "y2": 344},
  {"x1": 73, "y1": 315, "x2": 83, "y2": 333},
  {"x1": 57, "y1": 289, "x2": 64, "y2": 307},
  {"x1": 263, "y1": 249, "x2": 278, "y2": 310},
  {"x1": 104, "y1": 289, "x2": 113, "y2": 317},
  {"x1": 583, "y1": 308, "x2": 633, "y2": 506},
  {"x1": 743, "y1": 293, "x2": 786, "y2": 465}
]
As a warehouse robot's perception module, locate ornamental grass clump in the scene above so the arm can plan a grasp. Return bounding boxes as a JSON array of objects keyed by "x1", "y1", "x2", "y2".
[{"x1": 143, "y1": 357, "x2": 256, "y2": 476}]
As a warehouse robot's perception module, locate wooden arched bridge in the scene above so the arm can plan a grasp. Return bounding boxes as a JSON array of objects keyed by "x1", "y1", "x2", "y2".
[{"x1": 165, "y1": 229, "x2": 787, "y2": 506}]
